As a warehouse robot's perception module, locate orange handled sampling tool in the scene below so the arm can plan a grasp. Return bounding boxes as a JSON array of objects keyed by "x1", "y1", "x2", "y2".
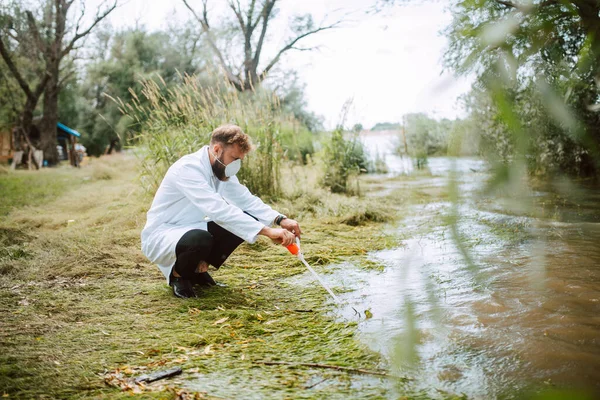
[{"x1": 287, "y1": 238, "x2": 341, "y2": 303}]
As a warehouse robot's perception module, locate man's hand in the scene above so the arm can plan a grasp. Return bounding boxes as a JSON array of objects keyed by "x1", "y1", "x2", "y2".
[
  {"x1": 280, "y1": 218, "x2": 302, "y2": 238},
  {"x1": 260, "y1": 226, "x2": 295, "y2": 246}
]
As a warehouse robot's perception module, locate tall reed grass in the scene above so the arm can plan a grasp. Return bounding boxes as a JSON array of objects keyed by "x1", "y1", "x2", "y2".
[{"x1": 119, "y1": 74, "x2": 310, "y2": 199}]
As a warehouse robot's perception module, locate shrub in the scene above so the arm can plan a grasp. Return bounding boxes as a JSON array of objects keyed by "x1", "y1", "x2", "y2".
[{"x1": 320, "y1": 129, "x2": 368, "y2": 194}]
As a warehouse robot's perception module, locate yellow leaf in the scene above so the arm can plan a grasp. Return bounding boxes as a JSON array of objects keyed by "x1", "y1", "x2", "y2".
[
  {"x1": 213, "y1": 317, "x2": 229, "y2": 325},
  {"x1": 364, "y1": 309, "x2": 373, "y2": 319}
]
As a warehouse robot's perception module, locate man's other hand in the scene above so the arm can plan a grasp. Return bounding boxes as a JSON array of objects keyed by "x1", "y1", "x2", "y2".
[
  {"x1": 260, "y1": 227, "x2": 295, "y2": 246},
  {"x1": 280, "y1": 218, "x2": 302, "y2": 238}
]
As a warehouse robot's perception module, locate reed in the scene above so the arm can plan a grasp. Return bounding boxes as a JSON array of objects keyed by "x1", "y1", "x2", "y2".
[{"x1": 124, "y1": 73, "x2": 311, "y2": 200}]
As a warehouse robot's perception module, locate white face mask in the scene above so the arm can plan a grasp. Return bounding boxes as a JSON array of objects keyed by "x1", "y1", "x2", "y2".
[{"x1": 211, "y1": 149, "x2": 242, "y2": 177}]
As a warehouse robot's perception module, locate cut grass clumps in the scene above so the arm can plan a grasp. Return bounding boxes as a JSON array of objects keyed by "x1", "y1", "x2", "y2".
[
  {"x1": 340, "y1": 208, "x2": 388, "y2": 226},
  {"x1": 0, "y1": 153, "x2": 407, "y2": 399}
]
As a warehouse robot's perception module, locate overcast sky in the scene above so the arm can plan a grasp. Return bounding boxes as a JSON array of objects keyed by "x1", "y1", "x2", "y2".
[{"x1": 87, "y1": 0, "x2": 473, "y2": 129}]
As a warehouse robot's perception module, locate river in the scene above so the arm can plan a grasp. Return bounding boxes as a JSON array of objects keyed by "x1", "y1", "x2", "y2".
[{"x1": 327, "y1": 133, "x2": 600, "y2": 398}]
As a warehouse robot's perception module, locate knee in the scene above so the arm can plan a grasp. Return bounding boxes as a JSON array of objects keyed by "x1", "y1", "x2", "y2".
[{"x1": 177, "y1": 229, "x2": 213, "y2": 254}]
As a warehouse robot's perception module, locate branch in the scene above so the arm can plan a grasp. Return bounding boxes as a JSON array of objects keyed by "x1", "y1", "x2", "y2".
[
  {"x1": 0, "y1": 36, "x2": 34, "y2": 100},
  {"x1": 32, "y1": 72, "x2": 49, "y2": 100},
  {"x1": 290, "y1": 45, "x2": 321, "y2": 52},
  {"x1": 58, "y1": 68, "x2": 75, "y2": 88},
  {"x1": 25, "y1": 11, "x2": 46, "y2": 54},
  {"x1": 495, "y1": 0, "x2": 558, "y2": 11},
  {"x1": 181, "y1": 0, "x2": 242, "y2": 87},
  {"x1": 259, "y1": 21, "x2": 340, "y2": 79},
  {"x1": 247, "y1": 0, "x2": 257, "y2": 31},
  {"x1": 227, "y1": 0, "x2": 246, "y2": 35},
  {"x1": 61, "y1": 0, "x2": 117, "y2": 59},
  {"x1": 253, "y1": 0, "x2": 277, "y2": 68},
  {"x1": 6, "y1": 30, "x2": 19, "y2": 42},
  {"x1": 495, "y1": 0, "x2": 518, "y2": 8}
]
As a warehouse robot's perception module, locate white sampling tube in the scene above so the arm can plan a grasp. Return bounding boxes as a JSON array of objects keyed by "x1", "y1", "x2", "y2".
[{"x1": 292, "y1": 237, "x2": 341, "y2": 303}]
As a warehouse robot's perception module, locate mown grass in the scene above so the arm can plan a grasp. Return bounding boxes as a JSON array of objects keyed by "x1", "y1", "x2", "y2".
[
  {"x1": 0, "y1": 167, "x2": 84, "y2": 217},
  {"x1": 0, "y1": 154, "x2": 420, "y2": 399}
]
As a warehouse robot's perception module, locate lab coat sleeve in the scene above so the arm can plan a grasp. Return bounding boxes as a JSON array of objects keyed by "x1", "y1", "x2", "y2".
[
  {"x1": 174, "y1": 163, "x2": 265, "y2": 243},
  {"x1": 224, "y1": 176, "x2": 280, "y2": 226}
]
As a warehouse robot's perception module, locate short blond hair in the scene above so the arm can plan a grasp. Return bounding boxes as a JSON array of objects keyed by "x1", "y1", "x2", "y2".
[{"x1": 210, "y1": 124, "x2": 252, "y2": 153}]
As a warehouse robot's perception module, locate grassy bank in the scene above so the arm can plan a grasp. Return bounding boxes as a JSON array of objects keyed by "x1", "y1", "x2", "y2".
[{"x1": 0, "y1": 154, "x2": 417, "y2": 399}]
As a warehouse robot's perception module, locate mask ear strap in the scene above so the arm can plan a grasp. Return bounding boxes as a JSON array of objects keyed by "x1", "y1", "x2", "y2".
[{"x1": 210, "y1": 148, "x2": 225, "y2": 166}]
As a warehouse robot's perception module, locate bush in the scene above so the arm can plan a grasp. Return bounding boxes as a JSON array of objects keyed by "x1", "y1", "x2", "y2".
[{"x1": 320, "y1": 129, "x2": 368, "y2": 194}]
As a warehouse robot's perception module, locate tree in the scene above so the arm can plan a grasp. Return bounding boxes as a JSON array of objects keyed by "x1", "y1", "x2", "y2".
[
  {"x1": 181, "y1": 0, "x2": 340, "y2": 91},
  {"x1": 1, "y1": 0, "x2": 116, "y2": 165},
  {"x1": 0, "y1": 4, "x2": 49, "y2": 159},
  {"x1": 76, "y1": 26, "x2": 212, "y2": 156},
  {"x1": 445, "y1": 0, "x2": 600, "y2": 176},
  {"x1": 33, "y1": 0, "x2": 116, "y2": 164}
]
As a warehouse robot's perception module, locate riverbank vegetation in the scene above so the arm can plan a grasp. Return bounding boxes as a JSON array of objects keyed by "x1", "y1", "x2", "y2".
[{"x1": 0, "y1": 153, "x2": 433, "y2": 398}]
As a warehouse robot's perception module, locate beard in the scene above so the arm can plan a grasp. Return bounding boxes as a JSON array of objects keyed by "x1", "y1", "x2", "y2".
[{"x1": 211, "y1": 157, "x2": 228, "y2": 181}]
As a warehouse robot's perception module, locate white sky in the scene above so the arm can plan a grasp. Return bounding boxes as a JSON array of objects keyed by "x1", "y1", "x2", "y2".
[{"x1": 86, "y1": 0, "x2": 473, "y2": 129}]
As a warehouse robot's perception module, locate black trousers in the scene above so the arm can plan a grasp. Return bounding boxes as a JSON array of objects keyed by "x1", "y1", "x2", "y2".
[{"x1": 172, "y1": 216, "x2": 254, "y2": 279}]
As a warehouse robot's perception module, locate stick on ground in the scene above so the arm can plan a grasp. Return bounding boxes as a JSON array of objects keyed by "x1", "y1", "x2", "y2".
[{"x1": 134, "y1": 367, "x2": 183, "y2": 383}]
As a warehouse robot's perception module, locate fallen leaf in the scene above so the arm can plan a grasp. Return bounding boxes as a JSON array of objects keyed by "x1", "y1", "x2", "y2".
[
  {"x1": 213, "y1": 317, "x2": 229, "y2": 325},
  {"x1": 364, "y1": 309, "x2": 373, "y2": 319}
]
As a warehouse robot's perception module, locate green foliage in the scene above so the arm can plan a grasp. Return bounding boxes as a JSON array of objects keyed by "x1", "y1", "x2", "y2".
[
  {"x1": 320, "y1": 129, "x2": 368, "y2": 194},
  {"x1": 445, "y1": 0, "x2": 600, "y2": 177},
  {"x1": 370, "y1": 122, "x2": 400, "y2": 131},
  {"x1": 75, "y1": 27, "x2": 209, "y2": 156},
  {"x1": 127, "y1": 75, "x2": 316, "y2": 199},
  {"x1": 446, "y1": 116, "x2": 480, "y2": 157},
  {"x1": 275, "y1": 71, "x2": 324, "y2": 133},
  {"x1": 0, "y1": 64, "x2": 23, "y2": 130},
  {"x1": 403, "y1": 113, "x2": 452, "y2": 158}
]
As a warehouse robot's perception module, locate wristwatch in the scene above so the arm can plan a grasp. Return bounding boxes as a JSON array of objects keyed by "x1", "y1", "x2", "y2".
[{"x1": 275, "y1": 214, "x2": 287, "y2": 225}]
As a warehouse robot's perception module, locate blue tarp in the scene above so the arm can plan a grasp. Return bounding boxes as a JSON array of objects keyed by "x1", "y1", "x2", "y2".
[{"x1": 57, "y1": 122, "x2": 81, "y2": 138}]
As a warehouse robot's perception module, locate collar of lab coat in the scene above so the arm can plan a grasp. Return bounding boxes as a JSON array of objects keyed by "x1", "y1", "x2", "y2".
[{"x1": 200, "y1": 145, "x2": 220, "y2": 190}]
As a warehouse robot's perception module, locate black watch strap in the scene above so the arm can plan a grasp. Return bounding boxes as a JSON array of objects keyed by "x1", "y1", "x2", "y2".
[{"x1": 275, "y1": 214, "x2": 287, "y2": 225}]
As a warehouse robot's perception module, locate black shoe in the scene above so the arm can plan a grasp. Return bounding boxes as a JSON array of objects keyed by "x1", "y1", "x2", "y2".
[
  {"x1": 191, "y1": 272, "x2": 217, "y2": 288},
  {"x1": 170, "y1": 276, "x2": 197, "y2": 298}
]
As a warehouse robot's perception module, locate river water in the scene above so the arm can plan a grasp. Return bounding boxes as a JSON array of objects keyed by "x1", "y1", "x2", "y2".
[{"x1": 326, "y1": 133, "x2": 600, "y2": 398}]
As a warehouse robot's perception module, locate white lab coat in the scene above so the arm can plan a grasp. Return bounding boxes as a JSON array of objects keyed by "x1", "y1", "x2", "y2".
[{"x1": 141, "y1": 145, "x2": 280, "y2": 281}]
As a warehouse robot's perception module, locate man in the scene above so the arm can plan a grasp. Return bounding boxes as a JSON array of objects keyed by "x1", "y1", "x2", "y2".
[{"x1": 141, "y1": 124, "x2": 301, "y2": 298}]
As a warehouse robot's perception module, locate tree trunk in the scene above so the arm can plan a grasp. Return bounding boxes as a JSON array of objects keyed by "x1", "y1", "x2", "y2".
[
  {"x1": 16, "y1": 96, "x2": 37, "y2": 151},
  {"x1": 40, "y1": 59, "x2": 59, "y2": 165}
]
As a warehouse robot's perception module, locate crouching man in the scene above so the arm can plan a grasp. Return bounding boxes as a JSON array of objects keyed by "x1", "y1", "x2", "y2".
[{"x1": 141, "y1": 124, "x2": 301, "y2": 298}]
